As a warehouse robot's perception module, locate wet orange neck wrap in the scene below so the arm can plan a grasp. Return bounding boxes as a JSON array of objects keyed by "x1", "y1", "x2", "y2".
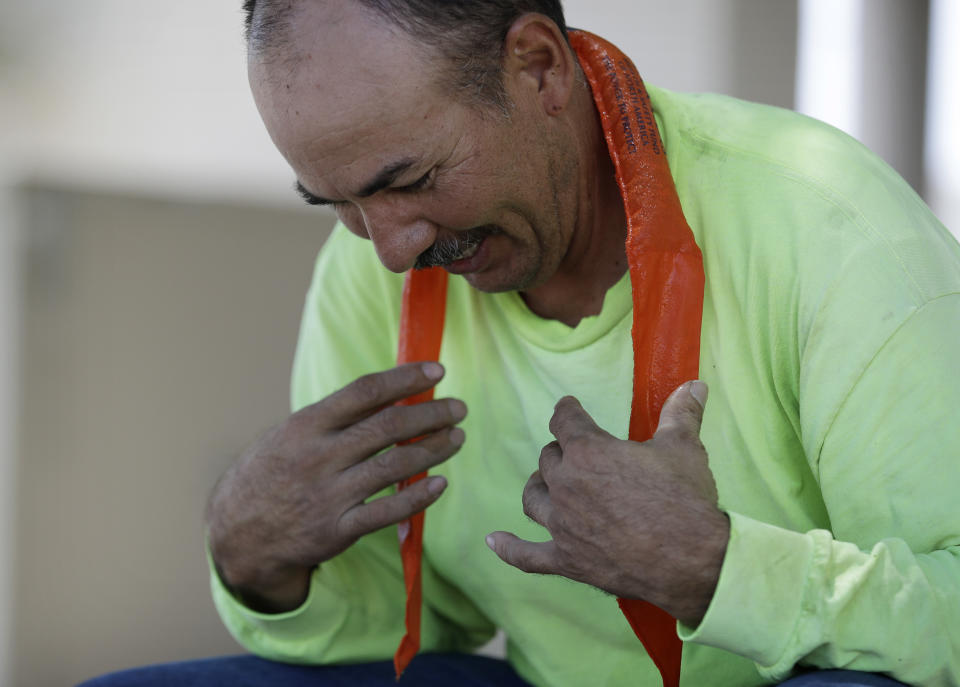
[{"x1": 393, "y1": 29, "x2": 703, "y2": 687}]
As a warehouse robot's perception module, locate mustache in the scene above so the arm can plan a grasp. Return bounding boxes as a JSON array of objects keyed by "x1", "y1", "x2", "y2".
[{"x1": 414, "y1": 226, "x2": 501, "y2": 269}]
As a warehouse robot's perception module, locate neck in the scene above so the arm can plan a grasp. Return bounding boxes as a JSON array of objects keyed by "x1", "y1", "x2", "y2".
[{"x1": 520, "y1": 78, "x2": 628, "y2": 328}]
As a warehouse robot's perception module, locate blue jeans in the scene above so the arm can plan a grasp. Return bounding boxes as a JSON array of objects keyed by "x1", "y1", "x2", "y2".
[
  {"x1": 76, "y1": 653, "x2": 533, "y2": 687},
  {"x1": 76, "y1": 654, "x2": 909, "y2": 686},
  {"x1": 778, "y1": 670, "x2": 908, "y2": 686}
]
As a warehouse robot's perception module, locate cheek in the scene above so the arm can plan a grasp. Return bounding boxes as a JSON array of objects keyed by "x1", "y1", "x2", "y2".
[
  {"x1": 335, "y1": 205, "x2": 369, "y2": 239},
  {"x1": 430, "y1": 183, "x2": 500, "y2": 228}
]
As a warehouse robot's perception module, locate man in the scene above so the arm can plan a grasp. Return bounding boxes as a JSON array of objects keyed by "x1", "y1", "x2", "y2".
[{"x1": 82, "y1": 1, "x2": 959, "y2": 686}]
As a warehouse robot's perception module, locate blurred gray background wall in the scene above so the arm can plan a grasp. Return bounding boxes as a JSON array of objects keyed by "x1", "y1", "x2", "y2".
[{"x1": 0, "y1": 1, "x2": 956, "y2": 685}]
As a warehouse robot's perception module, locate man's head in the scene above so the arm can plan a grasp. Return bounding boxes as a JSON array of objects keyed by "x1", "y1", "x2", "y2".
[
  {"x1": 244, "y1": 0, "x2": 567, "y2": 114},
  {"x1": 246, "y1": 0, "x2": 599, "y2": 295}
]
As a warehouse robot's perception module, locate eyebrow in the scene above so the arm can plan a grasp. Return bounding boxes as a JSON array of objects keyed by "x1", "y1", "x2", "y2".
[{"x1": 294, "y1": 157, "x2": 419, "y2": 207}]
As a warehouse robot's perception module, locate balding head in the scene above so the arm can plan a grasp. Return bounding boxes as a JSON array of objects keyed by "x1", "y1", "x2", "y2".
[
  {"x1": 243, "y1": 0, "x2": 568, "y2": 114},
  {"x1": 246, "y1": 0, "x2": 603, "y2": 299}
]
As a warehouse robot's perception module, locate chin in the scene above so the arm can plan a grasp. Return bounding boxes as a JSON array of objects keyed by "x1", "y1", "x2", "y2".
[
  {"x1": 461, "y1": 267, "x2": 539, "y2": 294},
  {"x1": 460, "y1": 273, "x2": 519, "y2": 293}
]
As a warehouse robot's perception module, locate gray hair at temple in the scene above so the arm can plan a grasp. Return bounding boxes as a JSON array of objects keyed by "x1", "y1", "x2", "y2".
[{"x1": 242, "y1": 0, "x2": 569, "y2": 114}]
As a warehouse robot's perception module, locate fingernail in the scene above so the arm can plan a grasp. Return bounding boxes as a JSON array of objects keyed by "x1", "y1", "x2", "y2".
[
  {"x1": 428, "y1": 476, "x2": 447, "y2": 494},
  {"x1": 448, "y1": 399, "x2": 468, "y2": 420},
  {"x1": 689, "y1": 380, "x2": 708, "y2": 408},
  {"x1": 449, "y1": 427, "x2": 465, "y2": 445},
  {"x1": 423, "y1": 362, "x2": 443, "y2": 380},
  {"x1": 485, "y1": 535, "x2": 495, "y2": 550}
]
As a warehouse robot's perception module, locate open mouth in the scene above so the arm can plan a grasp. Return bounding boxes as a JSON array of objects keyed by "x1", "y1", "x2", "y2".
[
  {"x1": 414, "y1": 226, "x2": 500, "y2": 270},
  {"x1": 450, "y1": 241, "x2": 481, "y2": 262}
]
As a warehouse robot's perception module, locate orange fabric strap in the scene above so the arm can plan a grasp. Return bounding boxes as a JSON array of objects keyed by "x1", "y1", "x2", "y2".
[
  {"x1": 393, "y1": 264, "x2": 448, "y2": 678},
  {"x1": 393, "y1": 30, "x2": 703, "y2": 687}
]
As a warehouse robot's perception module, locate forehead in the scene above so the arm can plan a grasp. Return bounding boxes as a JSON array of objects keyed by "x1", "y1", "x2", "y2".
[{"x1": 249, "y1": 0, "x2": 453, "y2": 187}]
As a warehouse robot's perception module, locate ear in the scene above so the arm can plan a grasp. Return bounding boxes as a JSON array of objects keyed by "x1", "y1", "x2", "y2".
[{"x1": 502, "y1": 14, "x2": 576, "y2": 117}]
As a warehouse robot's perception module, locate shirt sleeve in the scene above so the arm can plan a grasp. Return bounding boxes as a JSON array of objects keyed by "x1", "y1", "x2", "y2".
[
  {"x1": 680, "y1": 293, "x2": 960, "y2": 686},
  {"x1": 209, "y1": 224, "x2": 496, "y2": 663}
]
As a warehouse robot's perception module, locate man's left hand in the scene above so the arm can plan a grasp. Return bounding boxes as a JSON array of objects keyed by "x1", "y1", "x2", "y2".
[{"x1": 486, "y1": 381, "x2": 729, "y2": 627}]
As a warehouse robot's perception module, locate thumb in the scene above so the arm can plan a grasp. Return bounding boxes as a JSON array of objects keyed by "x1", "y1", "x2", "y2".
[
  {"x1": 653, "y1": 380, "x2": 707, "y2": 443},
  {"x1": 549, "y1": 395, "x2": 605, "y2": 445}
]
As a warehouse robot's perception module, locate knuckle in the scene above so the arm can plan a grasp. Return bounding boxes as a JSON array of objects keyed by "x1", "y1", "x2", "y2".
[
  {"x1": 549, "y1": 480, "x2": 574, "y2": 506},
  {"x1": 348, "y1": 501, "x2": 389, "y2": 535},
  {"x1": 524, "y1": 469, "x2": 544, "y2": 491},
  {"x1": 404, "y1": 481, "x2": 435, "y2": 510},
  {"x1": 374, "y1": 406, "x2": 406, "y2": 437},
  {"x1": 340, "y1": 418, "x2": 380, "y2": 453},
  {"x1": 351, "y1": 373, "x2": 385, "y2": 407},
  {"x1": 404, "y1": 439, "x2": 438, "y2": 467},
  {"x1": 337, "y1": 508, "x2": 364, "y2": 539},
  {"x1": 280, "y1": 411, "x2": 319, "y2": 446},
  {"x1": 521, "y1": 490, "x2": 535, "y2": 518},
  {"x1": 515, "y1": 558, "x2": 537, "y2": 574},
  {"x1": 548, "y1": 414, "x2": 564, "y2": 436},
  {"x1": 498, "y1": 542, "x2": 522, "y2": 567},
  {"x1": 564, "y1": 435, "x2": 592, "y2": 456},
  {"x1": 538, "y1": 442, "x2": 558, "y2": 470},
  {"x1": 283, "y1": 409, "x2": 309, "y2": 433},
  {"x1": 515, "y1": 550, "x2": 547, "y2": 575},
  {"x1": 418, "y1": 437, "x2": 456, "y2": 467},
  {"x1": 674, "y1": 402, "x2": 700, "y2": 428},
  {"x1": 369, "y1": 450, "x2": 396, "y2": 476},
  {"x1": 661, "y1": 422, "x2": 701, "y2": 450}
]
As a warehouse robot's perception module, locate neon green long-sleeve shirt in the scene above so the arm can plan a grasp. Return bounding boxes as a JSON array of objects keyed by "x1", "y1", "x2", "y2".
[{"x1": 211, "y1": 86, "x2": 960, "y2": 686}]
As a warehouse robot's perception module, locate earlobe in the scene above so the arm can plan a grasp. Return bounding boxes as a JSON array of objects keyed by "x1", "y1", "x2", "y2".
[{"x1": 502, "y1": 14, "x2": 576, "y2": 117}]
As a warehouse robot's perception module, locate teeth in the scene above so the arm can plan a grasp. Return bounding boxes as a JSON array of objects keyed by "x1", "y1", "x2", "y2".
[{"x1": 453, "y1": 241, "x2": 480, "y2": 261}]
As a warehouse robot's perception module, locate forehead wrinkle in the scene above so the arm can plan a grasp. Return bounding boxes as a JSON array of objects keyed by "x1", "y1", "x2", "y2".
[
  {"x1": 298, "y1": 123, "x2": 405, "y2": 179},
  {"x1": 294, "y1": 94, "x2": 446, "y2": 182}
]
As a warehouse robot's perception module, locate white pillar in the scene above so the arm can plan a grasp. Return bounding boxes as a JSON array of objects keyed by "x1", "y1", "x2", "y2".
[
  {"x1": 796, "y1": 0, "x2": 866, "y2": 139},
  {"x1": 925, "y1": 0, "x2": 960, "y2": 236},
  {"x1": 797, "y1": 0, "x2": 930, "y2": 194}
]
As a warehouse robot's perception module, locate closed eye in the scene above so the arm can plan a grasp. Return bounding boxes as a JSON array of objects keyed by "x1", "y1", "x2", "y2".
[{"x1": 396, "y1": 169, "x2": 434, "y2": 193}]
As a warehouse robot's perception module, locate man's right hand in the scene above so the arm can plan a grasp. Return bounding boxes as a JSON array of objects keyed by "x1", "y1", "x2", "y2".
[{"x1": 205, "y1": 361, "x2": 465, "y2": 613}]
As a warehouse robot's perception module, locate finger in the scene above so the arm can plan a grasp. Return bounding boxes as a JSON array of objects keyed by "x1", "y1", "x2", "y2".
[
  {"x1": 537, "y1": 441, "x2": 562, "y2": 481},
  {"x1": 338, "y1": 474, "x2": 448, "y2": 540},
  {"x1": 485, "y1": 531, "x2": 559, "y2": 575},
  {"x1": 315, "y1": 362, "x2": 446, "y2": 429},
  {"x1": 653, "y1": 380, "x2": 708, "y2": 444},
  {"x1": 521, "y1": 470, "x2": 552, "y2": 527},
  {"x1": 548, "y1": 396, "x2": 605, "y2": 446},
  {"x1": 343, "y1": 427, "x2": 465, "y2": 498},
  {"x1": 334, "y1": 397, "x2": 467, "y2": 465}
]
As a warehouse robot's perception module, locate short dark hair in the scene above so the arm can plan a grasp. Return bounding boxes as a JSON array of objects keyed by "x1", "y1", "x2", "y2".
[{"x1": 243, "y1": 0, "x2": 568, "y2": 113}]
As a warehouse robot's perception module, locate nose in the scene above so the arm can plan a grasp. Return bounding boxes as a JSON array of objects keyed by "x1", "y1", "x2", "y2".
[{"x1": 357, "y1": 198, "x2": 437, "y2": 273}]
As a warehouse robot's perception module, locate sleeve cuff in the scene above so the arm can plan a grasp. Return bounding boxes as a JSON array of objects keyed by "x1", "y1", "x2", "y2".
[
  {"x1": 676, "y1": 511, "x2": 820, "y2": 668},
  {"x1": 206, "y1": 545, "x2": 358, "y2": 658}
]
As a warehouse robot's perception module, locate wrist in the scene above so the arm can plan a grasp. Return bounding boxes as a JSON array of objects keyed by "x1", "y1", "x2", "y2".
[
  {"x1": 213, "y1": 551, "x2": 313, "y2": 614},
  {"x1": 670, "y1": 509, "x2": 729, "y2": 626},
  {"x1": 207, "y1": 512, "x2": 312, "y2": 614}
]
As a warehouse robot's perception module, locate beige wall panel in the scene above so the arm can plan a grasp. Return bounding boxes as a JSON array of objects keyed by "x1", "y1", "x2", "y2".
[{"x1": 13, "y1": 186, "x2": 334, "y2": 686}]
